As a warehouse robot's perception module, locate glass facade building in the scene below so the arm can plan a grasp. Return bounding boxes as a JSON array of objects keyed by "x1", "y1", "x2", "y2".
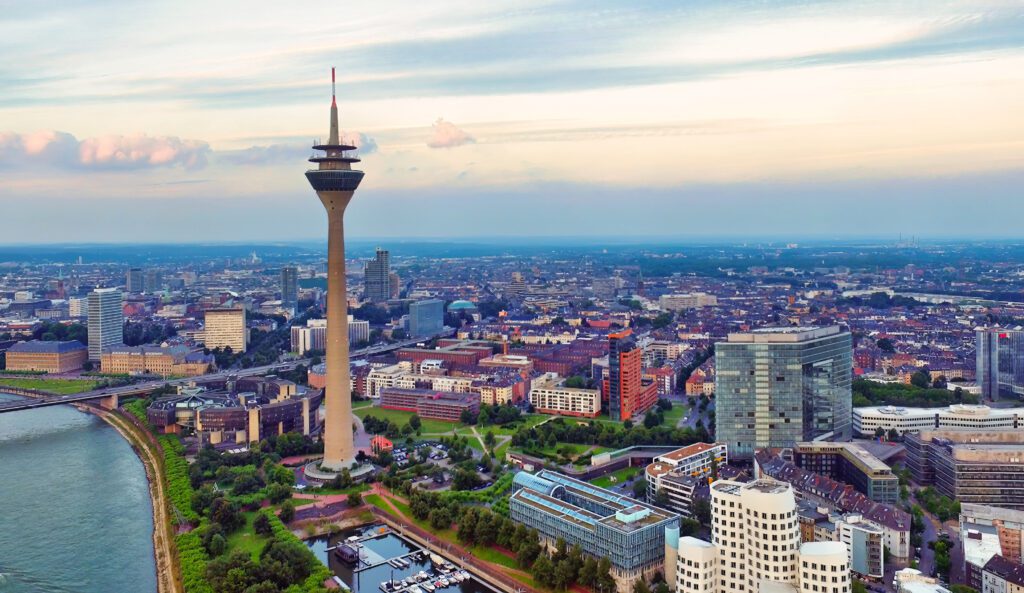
[
  {"x1": 977, "y1": 328, "x2": 1024, "y2": 400},
  {"x1": 408, "y1": 299, "x2": 444, "y2": 337},
  {"x1": 363, "y1": 247, "x2": 390, "y2": 302},
  {"x1": 509, "y1": 470, "x2": 678, "y2": 590},
  {"x1": 280, "y1": 265, "x2": 298, "y2": 310},
  {"x1": 716, "y1": 326, "x2": 852, "y2": 460}
]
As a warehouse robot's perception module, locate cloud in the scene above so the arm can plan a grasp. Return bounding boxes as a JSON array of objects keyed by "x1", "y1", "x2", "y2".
[
  {"x1": 0, "y1": 130, "x2": 209, "y2": 170},
  {"x1": 220, "y1": 132, "x2": 378, "y2": 166},
  {"x1": 427, "y1": 118, "x2": 475, "y2": 148}
]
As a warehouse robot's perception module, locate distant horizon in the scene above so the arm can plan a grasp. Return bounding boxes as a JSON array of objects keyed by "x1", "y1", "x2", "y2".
[{"x1": 2, "y1": 1, "x2": 1022, "y2": 241}]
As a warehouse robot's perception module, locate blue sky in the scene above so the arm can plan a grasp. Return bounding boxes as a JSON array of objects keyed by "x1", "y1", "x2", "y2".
[{"x1": 1, "y1": 0, "x2": 1022, "y2": 243}]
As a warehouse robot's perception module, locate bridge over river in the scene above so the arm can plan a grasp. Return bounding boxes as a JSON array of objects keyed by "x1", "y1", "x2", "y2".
[{"x1": 0, "y1": 333, "x2": 449, "y2": 414}]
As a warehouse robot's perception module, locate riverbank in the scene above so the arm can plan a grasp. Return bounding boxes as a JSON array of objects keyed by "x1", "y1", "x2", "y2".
[
  {"x1": 89, "y1": 405, "x2": 183, "y2": 593},
  {"x1": 14, "y1": 383, "x2": 181, "y2": 593}
]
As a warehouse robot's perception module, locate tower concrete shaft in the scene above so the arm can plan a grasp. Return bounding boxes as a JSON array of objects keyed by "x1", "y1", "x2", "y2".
[{"x1": 305, "y1": 67, "x2": 364, "y2": 470}]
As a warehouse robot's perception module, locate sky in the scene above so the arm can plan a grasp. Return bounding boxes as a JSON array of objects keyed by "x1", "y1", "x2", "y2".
[{"x1": 1, "y1": 0, "x2": 1022, "y2": 243}]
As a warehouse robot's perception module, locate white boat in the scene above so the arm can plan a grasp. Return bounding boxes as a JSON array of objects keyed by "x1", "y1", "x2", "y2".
[
  {"x1": 410, "y1": 586, "x2": 423, "y2": 593},
  {"x1": 423, "y1": 583, "x2": 435, "y2": 592},
  {"x1": 440, "y1": 577, "x2": 449, "y2": 587},
  {"x1": 460, "y1": 570, "x2": 471, "y2": 581}
]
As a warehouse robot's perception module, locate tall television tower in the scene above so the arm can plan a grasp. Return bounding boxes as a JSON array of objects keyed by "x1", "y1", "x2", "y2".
[{"x1": 305, "y1": 68, "x2": 364, "y2": 470}]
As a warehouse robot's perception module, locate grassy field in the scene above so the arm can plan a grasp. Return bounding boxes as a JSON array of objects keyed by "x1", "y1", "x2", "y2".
[
  {"x1": 354, "y1": 404, "x2": 461, "y2": 434},
  {"x1": 590, "y1": 466, "x2": 642, "y2": 489},
  {"x1": 470, "y1": 545, "x2": 517, "y2": 569},
  {"x1": 353, "y1": 399, "x2": 374, "y2": 409},
  {"x1": 227, "y1": 511, "x2": 270, "y2": 559},
  {"x1": 662, "y1": 404, "x2": 688, "y2": 426},
  {"x1": 0, "y1": 377, "x2": 99, "y2": 395}
]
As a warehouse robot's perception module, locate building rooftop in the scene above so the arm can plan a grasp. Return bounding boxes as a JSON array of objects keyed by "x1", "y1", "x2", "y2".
[
  {"x1": 8, "y1": 340, "x2": 86, "y2": 354},
  {"x1": 983, "y1": 555, "x2": 1024, "y2": 588},
  {"x1": 726, "y1": 325, "x2": 843, "y2": 343}
]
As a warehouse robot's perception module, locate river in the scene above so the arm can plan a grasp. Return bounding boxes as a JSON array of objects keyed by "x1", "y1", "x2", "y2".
[{"x1": 0, "y1": 393, "x2": 157, "y2": 593}]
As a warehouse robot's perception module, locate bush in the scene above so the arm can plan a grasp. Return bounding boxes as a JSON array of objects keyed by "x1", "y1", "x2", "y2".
[
  {"x1": 176, "y1": 530, "x2": 213, "y2": 593},
  {"x1": 160, "y1": 435, "x2": 200, "y2": 524}
]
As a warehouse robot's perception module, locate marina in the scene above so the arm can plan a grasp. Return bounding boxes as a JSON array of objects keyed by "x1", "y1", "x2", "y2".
[{"x1": 306, "y1": 524, "x2": 496, "y2": 593}]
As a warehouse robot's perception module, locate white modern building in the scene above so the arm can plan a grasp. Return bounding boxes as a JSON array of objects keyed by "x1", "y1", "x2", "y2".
[
  {"x1": 529, "y1": 373, "x2": 602, "y2": 418},
  {"x1": 291, "y1": 316, "x2": 370, "y2": 355},
  {"x1": 853, "y1": 404, "x2": 1024, "y2": 437},
  {"x1": 646, "y1": 443, "x2": 727, "y2": 516},
  {"x1": 669, "y1": 478, "x2": 850, "y2": 593}
]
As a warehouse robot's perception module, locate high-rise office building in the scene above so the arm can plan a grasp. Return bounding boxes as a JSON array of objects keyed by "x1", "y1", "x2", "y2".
[
  {"x1": 204, "y1": 307, "x2": 248, "y2": 353},
  {"x1": 126, "y1": 268, "x2": 143, "y2": 293},
  {"x1": 977, "y1": 328, "x2": 1024, "y2": 400},
  {"x1": 87, "y1": 287, "x2": 123, "y2": 361},
  {"x1": 669, "y1": 478, "x2": 850, "y2": 593},
  {"x1": 408, "y1": 299, "x2": 444, "y2": 337},
  {"x1": 716, "y1": 326, "x2": 852, "y2": 460},
  {"x1": 604, "y1": 329, "x2": 658, "y2": 421},
  {"x1": 364, "y1": 247, "x2": 390, "y2": 303},
  {"x1": 143, "y1": 269, "x2": 162, "y2": 294},
  {"x1": 280, "y1": 265, "x2": 298, "y2": 311}
]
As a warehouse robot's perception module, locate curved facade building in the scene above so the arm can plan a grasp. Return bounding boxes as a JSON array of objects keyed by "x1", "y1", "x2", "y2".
[
  {"x1": 147, "y1": 377, "x2": 323, "y2": 445},
  {"x1": 798, "y1": 542, "x2": 850, "y2": 593}
]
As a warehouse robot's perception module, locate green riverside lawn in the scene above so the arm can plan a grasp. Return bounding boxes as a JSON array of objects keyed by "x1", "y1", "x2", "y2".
[{"x1": 0, "y1": 377, "x2": 99, "y2": 394}]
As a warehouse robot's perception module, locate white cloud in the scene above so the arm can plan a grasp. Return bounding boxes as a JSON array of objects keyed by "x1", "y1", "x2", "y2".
[
  {"x1": 0, "y1": 131, "x2": 210, "y2": 170},
  {"x1": 427, "y1": 118, "x2": 475, "y2": 148}
]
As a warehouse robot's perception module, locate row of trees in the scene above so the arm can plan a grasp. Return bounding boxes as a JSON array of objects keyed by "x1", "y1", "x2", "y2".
[
  {"x1": 852, "y1": 378, "x2": 978, "y2": 408},
  {"x1": 510, "y1": 416, "x2": 710, "y2": 451}
]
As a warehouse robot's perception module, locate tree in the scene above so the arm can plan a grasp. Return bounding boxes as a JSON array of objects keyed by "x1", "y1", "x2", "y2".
[
  {"x1": 634, "y1": 578, "x2": 652, "y2": 593},
  {"x1": 429, "y1": 507, "x2": 451, "y2": 530},
  {"x1": 933, "y1": 375, "x2": 948, "y2": 390},
  {"x1": 578, "y1": 557, "x2": 598, "y2": 587},
  {"x1": 409, "y1": 414, "x2": 422, "y2": 431},
  {"x1": 874, "y1": 426, "x2": 886, "y2": 439},
  {"x1": 279, "y1": 500, "x2": 295, "y2": 523},
  {"x1": 654, "y1": 488, "x2": 670, "y2": 507},
  {"x1": 253, "y1": 513, "x2": 273, "y2": 537},
  {"x1": 852, "y1": 581, "x2": 868, "y2": 593},
  {"x1": 484, "y1": 430, "x2": 496, "y2": 448},
  {"x1": 208, "y1": 533, "x2": 227, "y2": 556},
  {"x1": 876, "y1": 338, "x2": 895, "y2": 352},
  {"x1": 348, "y1": 491, "x2": 363, "y2": 507},
  {"x1": 693, "y1": 498, "x2": 712, "y2": 526},
  {"x1": 632, "y1": 477, "x2": 648, "y2": 499},
  {"x1": 888, "y1": 428, "x2": 900, "y2": 442},
  {"x1": 910, "y1": 370, "x2": 931, "y2": 389},
  {"x1": 565, "y1": 376, "x2": 586, "y2": 388},
  {"x1": 532, "y1": 554, "x2": 555, "y2": 587}
]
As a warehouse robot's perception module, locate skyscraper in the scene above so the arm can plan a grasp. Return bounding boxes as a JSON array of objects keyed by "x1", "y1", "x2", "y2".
[
  {"x1": 143, "y1": 269, "x2": 162, "y2": 294},
  {"x1": 716, "y1": 326, "x2": 853, "y2": 460},
  {"x1": 126, "y1": 268, "x2": 143, "y2": 293},
  {"x1": 305, "y1": 68, "x2": 364, "y2": 470},
  {"x1": 364, "y1": 247, "x2": 390, "y2": 302},
  {"x1": 280, "y1": 265, "x2": 298, "y2": 311},
  {"x1": 604, "y1": 329, "x2": 659, "y2": 421},
  {"x1": 977, "y1": 327, "x2": 1024, "y2": 400},
  {"x1": 87, "y1": 287, "x2": 123, "y2": 361},
  {"x1": 408, "y1": 299, "x2": 444, "y2": 337}
]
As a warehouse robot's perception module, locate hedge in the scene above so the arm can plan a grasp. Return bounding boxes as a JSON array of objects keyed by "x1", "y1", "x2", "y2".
[
  {"x1": 123, "y1": 399, "x2": 149, "y2": 425},
  {"x1": 160, "y1": 435, "x2": 201, "y2": 524},
  {"x1": 176, "y1": 529, "x2": 213, "y2": 593},
  {"x1": 258, "y1": 508, "x2": 333, "y2": 593}
]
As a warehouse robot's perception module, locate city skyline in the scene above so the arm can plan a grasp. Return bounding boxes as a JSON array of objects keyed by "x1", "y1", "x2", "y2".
[{"x1": 2, "y1": 0, "x2": 1023, "y2": 242}]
